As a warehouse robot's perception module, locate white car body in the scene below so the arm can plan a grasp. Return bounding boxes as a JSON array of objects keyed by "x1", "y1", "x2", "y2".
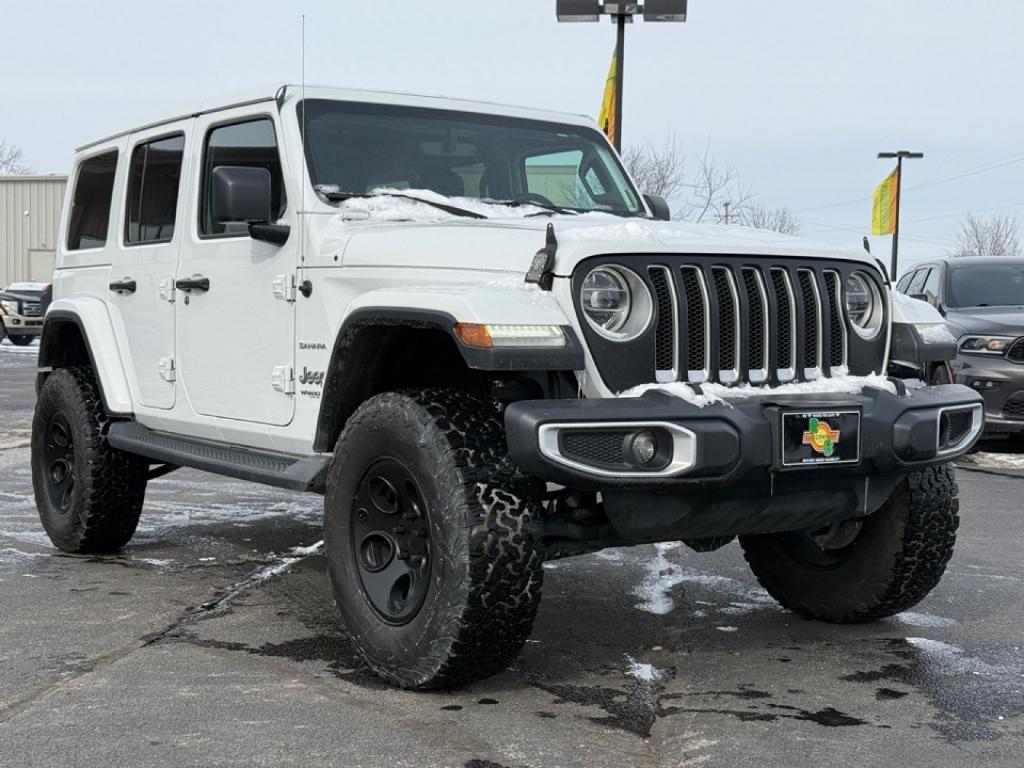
[{"x1": 49, "y1": 84, "x2": 931, "y2": 459}]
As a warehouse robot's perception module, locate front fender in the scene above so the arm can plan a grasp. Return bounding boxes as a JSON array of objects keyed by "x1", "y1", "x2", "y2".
[{"x1": 39, "y1": 299, "x2": 134, "y2": 415}]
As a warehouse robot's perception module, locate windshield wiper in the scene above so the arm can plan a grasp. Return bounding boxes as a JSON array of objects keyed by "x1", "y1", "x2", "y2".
[
  {"x1": 322, "y1": 190, "x2": 487, "y2": 220},
  {"x1": 486, "y1": 199, "x2": 580, "y2": 217}
]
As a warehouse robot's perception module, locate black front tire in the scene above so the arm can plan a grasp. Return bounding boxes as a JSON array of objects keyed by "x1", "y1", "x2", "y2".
[
  {"x1": 7, "y1": 334, "x2": 34, "y2": 346},
  {"x1": 324, "y1": 389, "x2": 544, "y2": 689},
  {"x1": 739, "y1": 464, "x2": 959, "y2": 623},
  {"x1": 31, "y1": 367, "x2": 148, "y2": 553}
]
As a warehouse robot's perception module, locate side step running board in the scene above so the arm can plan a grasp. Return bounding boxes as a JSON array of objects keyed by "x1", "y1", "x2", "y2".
[{"x1": 107, "y1": 421, "x2": 330, "y2": 493}]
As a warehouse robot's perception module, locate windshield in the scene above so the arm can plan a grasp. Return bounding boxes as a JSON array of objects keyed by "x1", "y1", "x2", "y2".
[
  {"x1": 296, "y1": 99, "x2": 643, "y2": 216},
  {"x1": 947, "y1": 262, "x2": 1024, "y2": 308}
]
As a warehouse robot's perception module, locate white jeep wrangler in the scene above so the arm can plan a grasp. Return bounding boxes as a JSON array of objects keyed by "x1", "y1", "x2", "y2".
[{"x1": 33, "y1": 85, "x2": 983, "y2": 689}]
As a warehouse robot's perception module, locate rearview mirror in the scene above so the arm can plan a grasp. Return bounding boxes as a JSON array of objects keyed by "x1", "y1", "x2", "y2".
[
  {"x1": 644, "y1": 194, "x2": 671, "y2": 221},
  {"x1": 212, "y1": 166, "x2": 272, "y2": 223}
]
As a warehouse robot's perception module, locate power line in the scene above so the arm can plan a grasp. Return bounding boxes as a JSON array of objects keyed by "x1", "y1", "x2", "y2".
[
  {"x1": 903, "y1": 201, "x2": 1024, "y2": 225},
  {"x1": 794, "y1": 150, "x2": 1024, "y2": 214}
]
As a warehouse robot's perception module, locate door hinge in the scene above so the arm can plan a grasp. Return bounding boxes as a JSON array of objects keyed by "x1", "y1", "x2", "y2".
[
  {"x1": 272, "y1": 365, "x2": 295, "y2": 395},
  {"x1": 157, "y1": 357, "x2": 176, "y2": 382},
  {"x1": 272, "y1": 273, "x2": 297, "y2": 302},
  {"x1": 159, "y1": 277, "x2": 176, "y2": 303}
]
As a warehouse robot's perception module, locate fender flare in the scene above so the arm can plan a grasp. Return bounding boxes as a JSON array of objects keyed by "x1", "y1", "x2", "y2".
[
  {"x1": 312, "y1": 306, "x2": 583, "y2": 452},
  {"x1": 38, "y1": 301, "x2": 134, "y2": 416}
]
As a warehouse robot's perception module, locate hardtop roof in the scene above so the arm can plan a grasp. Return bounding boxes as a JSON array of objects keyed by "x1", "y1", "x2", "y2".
[{"x1": 75, "y1": 84, "x2": 596, "y2": 153}]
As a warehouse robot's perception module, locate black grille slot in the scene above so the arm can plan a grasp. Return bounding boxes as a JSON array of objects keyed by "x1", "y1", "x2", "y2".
[
  {"x1": 771, "y1": 269, "x2": 794, "y2": 374},
  {"x1": 649, "y1": 267, "x2": 676, "y2": 375},
  {"x1": 560, "y1": 430, "x2": 629, "y2": 468},
  {"x1": 797, "y1": 270, "x2": 820, "y2": 373},
  {"x1": 21, "y1": 302, "x2": 42, "y2": 318},
  {"x1": 712, "y1": 268, "x2": 738, "y2": 378},
  {"x1": 824, "y1": 272, "x2": 846, "y2": 369},
  {"x1": 1008, "y1": 338, "x2": 1024, "y2": 363},
  {"x1": 742, "y1": 269, "x2": 766, "y2": 374},
  {"x1": 939, "y1": 409, "x2": 974, "y2": 449},
  {"x1": 680, "y1": 268, "x2": 706, "y2": 375},
  {"x1": 1003, "y1": 393, "x2": 1024, "y2": 419}
]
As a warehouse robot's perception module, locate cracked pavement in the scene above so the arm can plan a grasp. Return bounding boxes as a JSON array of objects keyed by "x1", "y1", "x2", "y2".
[{"x1": 1, "y1": 338, "x2": 1022, "y2": 767}]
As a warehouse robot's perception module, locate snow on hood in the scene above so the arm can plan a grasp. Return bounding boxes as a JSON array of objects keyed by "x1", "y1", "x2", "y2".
[{"x1": 328, "y1": 188, "x2": 876, "y2": 275}]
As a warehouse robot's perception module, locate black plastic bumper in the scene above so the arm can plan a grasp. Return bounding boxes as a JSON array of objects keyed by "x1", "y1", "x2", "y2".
[{"x1": 505, "y1": 383, "x2": 984, "y2": 541}]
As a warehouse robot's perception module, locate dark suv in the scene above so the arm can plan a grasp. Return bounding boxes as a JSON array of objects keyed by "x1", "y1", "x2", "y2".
[{"x1": 897, "y1": 257, "x2": 1024, "y2": 434}]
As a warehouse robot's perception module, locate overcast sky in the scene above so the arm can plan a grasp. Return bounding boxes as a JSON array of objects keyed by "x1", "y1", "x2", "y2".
[{"x1": 3, "y1": 0, "x2": 1022, "y2": 273}]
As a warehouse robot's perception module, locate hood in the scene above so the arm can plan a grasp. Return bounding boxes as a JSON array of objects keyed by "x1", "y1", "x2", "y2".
[
  {"x1": 331, "y1": 209, "x2": 876, "y2": 276},
  {"x1": 0, "y1": 289, "x2": 43, "y2": 303},
  {"x1": 944, "y1": 305, "x2": 1024, "y2": 337}
]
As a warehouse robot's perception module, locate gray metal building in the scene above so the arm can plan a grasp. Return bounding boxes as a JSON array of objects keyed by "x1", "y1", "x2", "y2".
[{"x1": 1, "y1": 175, "x2": 68, "y2": 288}]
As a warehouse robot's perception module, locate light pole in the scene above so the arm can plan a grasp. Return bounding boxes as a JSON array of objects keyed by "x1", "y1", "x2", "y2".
[
  {"x1": 556, "y1": 1, "x2": 688, "y2": 151},
  {"x1": 877, "y1": 150, "x2": 923, "y2": 280}
]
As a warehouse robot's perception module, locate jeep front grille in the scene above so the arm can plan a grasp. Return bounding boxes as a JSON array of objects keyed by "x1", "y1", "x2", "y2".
[{"x1": 574, "y1": 256, "x2": 884, "y2": 393}]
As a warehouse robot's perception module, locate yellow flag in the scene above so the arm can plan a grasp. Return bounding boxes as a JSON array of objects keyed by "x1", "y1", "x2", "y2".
[
  {"x1": 871, "y1": 168, "x2": 899, "y2": 235},
  {"x1": 598, "y1": 51, "x2": 617, "y2": 145}
]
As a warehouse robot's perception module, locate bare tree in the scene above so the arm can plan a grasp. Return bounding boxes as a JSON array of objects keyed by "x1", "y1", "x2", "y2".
[
  {"x1": 679, "y1": 149, "x2": 754, "y2": 224},
  {"x1": 739, "y1": 204, "x2": 803, "y2": 236},
  {"x1": 621, "y1": 136, "x2": 685, "y2": 201},
  {"x1": 950, "y1": 214, "x2": 1022, "y2": 258},
  {"x1": 0, "y1": 142, "x2": 30, "y2": 175}
]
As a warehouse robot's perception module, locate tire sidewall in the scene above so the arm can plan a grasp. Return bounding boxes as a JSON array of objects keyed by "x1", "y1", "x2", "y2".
[
  {"x1": 325, "y1": 394, "x2": 471, "y2": 684},
  {"x1": 32, "y1": 370, "x2": 90, "y2": 549}
]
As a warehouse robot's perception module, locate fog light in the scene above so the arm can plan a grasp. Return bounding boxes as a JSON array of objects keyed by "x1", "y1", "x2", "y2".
[
  {"x1": 629, "y1": 431, "x2": 658, "y2": 465},
  {"x1": 970, "y1": 379, "x2": 996, "y2": 390}
]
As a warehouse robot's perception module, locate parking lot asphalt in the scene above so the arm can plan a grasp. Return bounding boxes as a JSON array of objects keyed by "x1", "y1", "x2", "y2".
[{"x1": 1, "y1": 337, "x2": 1022, "y2": 768}]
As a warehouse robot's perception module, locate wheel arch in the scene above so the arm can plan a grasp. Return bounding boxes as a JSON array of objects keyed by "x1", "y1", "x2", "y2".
[
  {"x1": 312, "y1": 307, "x2": 583, "y2": 453},
  {"x1": 37, "y1": 301, "x2": 134, "y2": 416}
]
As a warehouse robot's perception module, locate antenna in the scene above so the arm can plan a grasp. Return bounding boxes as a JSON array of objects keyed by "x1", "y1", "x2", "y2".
[{"x1": 300, "y1": 12, "x2": 307, "y2": 265}]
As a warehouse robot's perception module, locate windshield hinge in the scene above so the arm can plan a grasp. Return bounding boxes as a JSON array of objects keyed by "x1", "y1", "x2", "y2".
[
  {"x1": 159, "y1": 277, "x2": 176, "y2": 303},
  {"x1": 273, "y1": 273, "x2": 297, "y2": 302},
  {"x1": 525, "y1": 223, "x2": 558, "y2": 291}
]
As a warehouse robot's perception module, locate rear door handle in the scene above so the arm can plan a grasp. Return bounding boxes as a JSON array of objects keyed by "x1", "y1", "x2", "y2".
[
  {"x1": 175, "y1": 276, "x2": 210, "y2": 293},
  {"x1": 109, "y1": 278, "x2": 137, "y2": 294}
]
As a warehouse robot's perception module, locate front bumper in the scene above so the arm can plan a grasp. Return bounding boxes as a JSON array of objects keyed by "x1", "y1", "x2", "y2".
[
  {"x1": 506, "y1": 383, "x2": 983, "y2": 541},
  {"x1": 952, "y1": 355, "x2": 1024, "y2": 433},
  {"x1": 1, "y1": 315, "x2": 43, "y2": 336}
]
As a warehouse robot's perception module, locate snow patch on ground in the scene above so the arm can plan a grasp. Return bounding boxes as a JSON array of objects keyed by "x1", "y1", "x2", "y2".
[
  {"x1": 624, "y1": 655, "x2": 664, "y2": 683},
  {"x1": 0, "y1": 339, "x2": 39, "y2": 354},
  {"x1": 632, "y1": 542, "x2": 688, "y2": 615},
  {"x1": 288, "y1": 540, "x2": 324, "y2": 557},
  {"x1": 905, "y1": 637, "x2": 1001, "y2": 676},
  {"x1": 619, "y1": 373, "x2": 897, "y2": 407},
  {"x1": 895, "y1": 611, "x2": 958, "y2": 628},
  {"x1": 961, "y1": 451, "x2": 1024, "y2": 470},
  {"x1": 716, "y1": 626, "x2": 739, "y2": 633}
]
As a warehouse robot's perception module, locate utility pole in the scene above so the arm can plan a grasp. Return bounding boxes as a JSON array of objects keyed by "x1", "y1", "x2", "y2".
[
  {"x1": 723, "y1": 201, "x2": 730, "y2": 226},
  {"x1": 556, "y1": 2, "x2": 688, "y2": 150},
  {"x1": 877, "y1": 150, "x2": 924, "y2": 280}
]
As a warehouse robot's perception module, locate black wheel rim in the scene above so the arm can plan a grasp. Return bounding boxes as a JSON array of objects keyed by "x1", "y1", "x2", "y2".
[
  {"x1": 43, "y1": 411, "x2": 75, "y2": 514},
  {"x1": 351, "y1": 458, "x2": 432, "y2": 625}
]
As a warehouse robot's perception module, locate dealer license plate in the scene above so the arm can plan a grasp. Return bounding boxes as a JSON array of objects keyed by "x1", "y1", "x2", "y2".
[{"x1": 781, "y1": 410, "x2": 861, "y2": 468}]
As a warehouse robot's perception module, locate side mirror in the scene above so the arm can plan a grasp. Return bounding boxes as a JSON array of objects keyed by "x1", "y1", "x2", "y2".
[
  {"x1": 644, "y1": 194, "x2": 671, "y2": 221},
  {"x1": 211, "y1": 166, "x2": 290, "y2": 245},
  {"x1": 909, "y1": 292, "x2": 932, "y2": 304},
  {"x1": 212, "y1": 166, "x2": 272, "y2": 223}
]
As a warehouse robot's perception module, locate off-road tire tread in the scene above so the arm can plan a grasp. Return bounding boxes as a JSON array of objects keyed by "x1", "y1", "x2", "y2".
[
  {"x1": 329, "y1": 388, "x2": 543, "y2": 689},
  {"x1": 32, "y1": 367, "x2": 148, "y2": 553},
  {"x1": 740, "y1": 464, "x2": 959, "y2": 623}
]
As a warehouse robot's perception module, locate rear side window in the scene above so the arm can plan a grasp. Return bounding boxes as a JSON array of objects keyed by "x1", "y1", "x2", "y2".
[
  {"x1": 200, "y1": 118, "x2": 286, "y2": 237},
  {"x1": 125, "y1": 134, "x2": 185, "y2": 245},
  {"x1": 67, "y1": 150, "x2": 118, "y2": 250}
]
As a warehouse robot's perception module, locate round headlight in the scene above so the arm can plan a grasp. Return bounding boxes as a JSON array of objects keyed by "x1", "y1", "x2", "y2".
[
  {"x1": 580, "y1": 266, "x2": 652, "y2": 341},
  {"x1": 844, "y1": 271, "x2": 884, "y2": 339}
]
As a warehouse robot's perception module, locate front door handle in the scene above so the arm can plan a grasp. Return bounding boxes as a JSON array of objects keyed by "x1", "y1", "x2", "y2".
[
  {"x1": 109, "y1": 277, "x2": 137, "y2": 294},
  {"x1": 175, "y1": 275, "x2": 210, "y2": 293}
]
